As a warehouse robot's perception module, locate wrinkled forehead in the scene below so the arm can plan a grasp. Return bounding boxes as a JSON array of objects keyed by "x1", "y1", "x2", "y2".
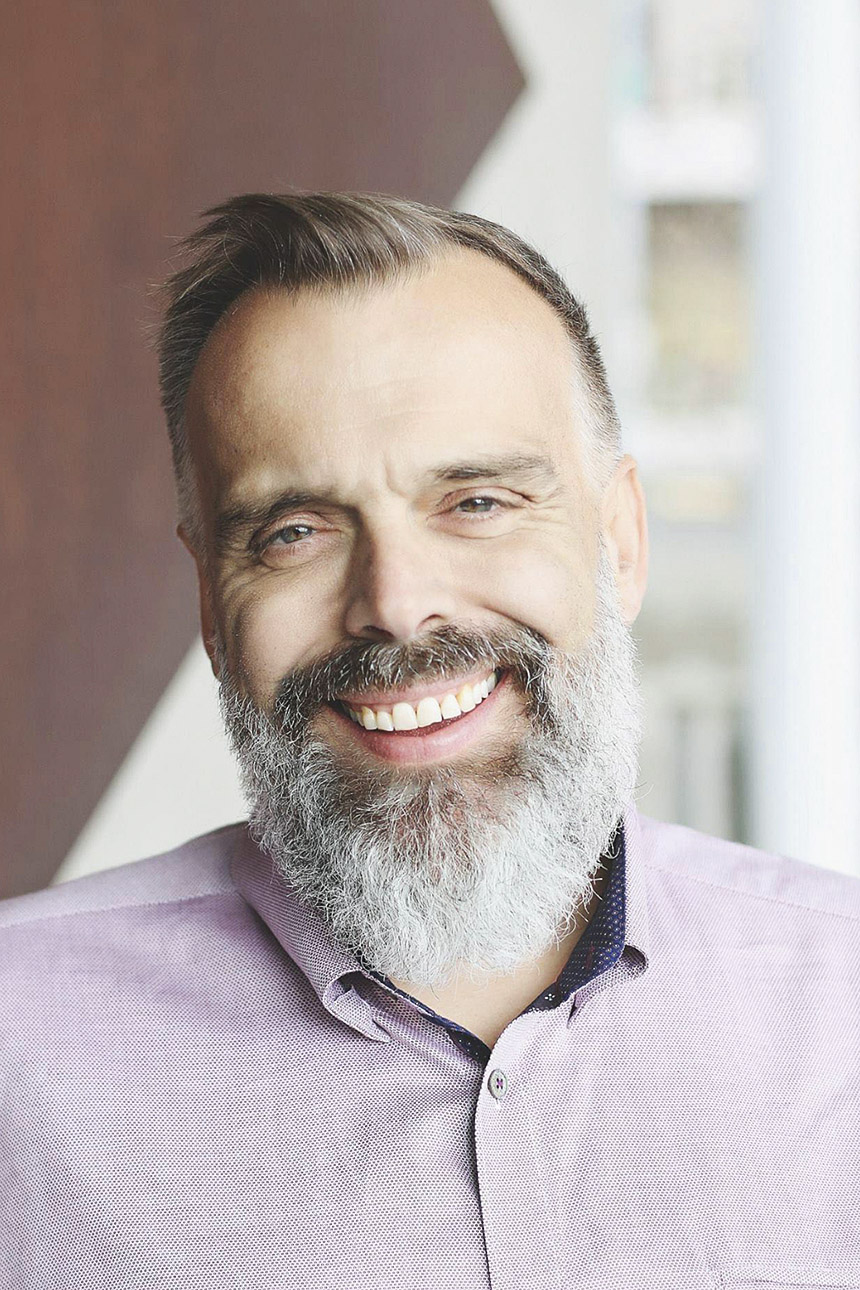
[{"x1": 184, "y1": 250, "x2": 590, "y2": 502}]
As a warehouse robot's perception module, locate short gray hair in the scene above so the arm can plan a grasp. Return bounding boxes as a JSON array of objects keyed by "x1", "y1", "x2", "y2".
[{"x1": 156, "y1": 191, "x2": 622, "y2": 546}]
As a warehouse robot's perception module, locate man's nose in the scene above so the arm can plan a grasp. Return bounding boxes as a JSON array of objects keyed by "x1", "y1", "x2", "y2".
[{"x1": 342, "y1": 525, "x2": 459, "y2": 643}]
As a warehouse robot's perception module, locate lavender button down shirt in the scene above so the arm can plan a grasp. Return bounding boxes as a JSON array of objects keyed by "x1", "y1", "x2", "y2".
[{"x1": 1, "y1": 806, "x2": 859, "y2": 1289}]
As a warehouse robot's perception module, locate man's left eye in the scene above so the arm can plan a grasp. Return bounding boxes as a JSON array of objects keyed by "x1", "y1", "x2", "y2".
[
  {"x1": 268, "y1": 524, "x2": 315, "y2": 546},
  {"x1": 454, "y1": 496, "x2": 506, "y2": 515}
]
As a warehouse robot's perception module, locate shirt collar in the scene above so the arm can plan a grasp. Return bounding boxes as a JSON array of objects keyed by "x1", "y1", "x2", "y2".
[
  {"x1": 619, "y1": 802, "x2": 651, "y2": 968},
  {"x1": 229, "y1": 826, "x2": 388, "y2": 1042},
  {"x1": 230, "y1": 800, "x2": 651, "y2": 1027}
]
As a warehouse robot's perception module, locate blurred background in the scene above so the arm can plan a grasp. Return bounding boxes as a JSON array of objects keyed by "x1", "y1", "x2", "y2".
[{"x1": 3, "y1": 0, "x2": 859, "y2": 896}]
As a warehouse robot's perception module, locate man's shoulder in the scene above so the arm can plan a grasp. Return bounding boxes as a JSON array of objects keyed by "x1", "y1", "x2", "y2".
[
  {"x1": 636, "y1": 809, "x2": 860, "y2": 926},
  {"x1": 0, "y1": 821, "x2": 249, "y2": 936}
]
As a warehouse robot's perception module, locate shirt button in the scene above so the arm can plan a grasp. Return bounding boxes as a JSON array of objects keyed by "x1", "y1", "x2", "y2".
[{"x1": 488, "y1": 1068, "x2": 509, "y2": 1100}]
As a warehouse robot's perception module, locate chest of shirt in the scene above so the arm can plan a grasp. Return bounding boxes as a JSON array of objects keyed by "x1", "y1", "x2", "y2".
[{"x1": 2, "y1": 971, "x2": 857, "y2": 1290}]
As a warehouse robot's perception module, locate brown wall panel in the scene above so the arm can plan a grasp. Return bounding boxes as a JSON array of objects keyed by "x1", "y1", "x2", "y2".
[{"x1": 0, "y1": 0, "x2": 523, "y2": 896}]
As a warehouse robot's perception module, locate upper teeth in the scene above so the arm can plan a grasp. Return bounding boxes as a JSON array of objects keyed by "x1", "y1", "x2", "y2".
[{"x1": 343, "y1": 669, "x2": 499, "y2": 731}]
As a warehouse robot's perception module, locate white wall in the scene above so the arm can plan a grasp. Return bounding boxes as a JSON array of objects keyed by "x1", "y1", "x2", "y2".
[
  {"x1": 749, "y1": 0, "x2": 860, "y2": 875},
  {"x1": 57, "y1": 640, "x2": 246, "y2": 881}
]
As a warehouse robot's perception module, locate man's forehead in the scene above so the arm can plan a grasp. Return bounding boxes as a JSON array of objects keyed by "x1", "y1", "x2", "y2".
[
  {"x1": 188, "y1": 249, "x2": 576, "y2": 414},
  {"x1": 183, "y1": 250, "x2": 586, "y2": 516}
]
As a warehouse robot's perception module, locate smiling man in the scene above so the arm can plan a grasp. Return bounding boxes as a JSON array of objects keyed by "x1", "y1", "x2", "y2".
[
  {"x1": 180, "y1": 217, "x2": 645, "y2": 1043},
  {"x1": 1, "y1": 194, "x2": 858, "y2": 1288}
]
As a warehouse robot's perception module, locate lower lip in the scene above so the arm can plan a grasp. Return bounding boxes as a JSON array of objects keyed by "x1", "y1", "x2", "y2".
[{"x1": 325, "y1": 672, "x2": 510, "y2": 764}]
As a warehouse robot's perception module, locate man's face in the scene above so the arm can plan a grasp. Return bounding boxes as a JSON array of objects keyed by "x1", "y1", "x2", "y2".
[
  {"x1": 182, "y1": 250, "x2": 647, "y2": 987},
  {"x1": 186, "y1": 250, "x2": 632, "y2": 744}
]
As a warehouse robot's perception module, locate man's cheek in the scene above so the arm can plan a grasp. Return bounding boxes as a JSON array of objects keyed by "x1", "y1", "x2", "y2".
[
  {"x1": 488, "y1": 549, "x2": 593, "y2": 653},
  {"x1": 228, "y1": 590, "x2": 321, "y2": 705}
]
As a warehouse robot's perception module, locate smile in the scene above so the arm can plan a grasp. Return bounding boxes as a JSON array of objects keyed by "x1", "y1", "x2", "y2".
[
  {"x1": 337, "y1": 668, "x2": 499, "y2": 731},
  {"x1": 327, "y1": 668, "x2": 508, "y2": 764}
]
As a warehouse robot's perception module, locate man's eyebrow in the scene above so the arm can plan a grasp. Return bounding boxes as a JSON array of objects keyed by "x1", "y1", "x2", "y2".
[
  {"x1": 425, "y1": 452, "x2": 560, "y2": 487},
  {"x1": 214, "y1": 454, "x2": 560, "y2": 556}
]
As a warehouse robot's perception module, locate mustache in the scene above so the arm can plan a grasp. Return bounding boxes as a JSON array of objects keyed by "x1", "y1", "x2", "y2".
[{"x1": 268, "y1": 621, "x2": 554, "y2": 732}]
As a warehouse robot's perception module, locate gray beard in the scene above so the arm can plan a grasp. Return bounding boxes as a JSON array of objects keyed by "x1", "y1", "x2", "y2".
[{"x1": 217, "y1": 543, "x2": 643, "y2": 989}]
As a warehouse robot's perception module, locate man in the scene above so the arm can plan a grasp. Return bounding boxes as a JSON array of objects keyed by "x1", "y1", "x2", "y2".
[{"x1": 1, "y1": 193, "x2": 858, "y2": 1289}]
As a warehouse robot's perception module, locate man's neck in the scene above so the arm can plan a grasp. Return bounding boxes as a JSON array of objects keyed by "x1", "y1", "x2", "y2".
[{"x1": 388, "y1": 860, "x2": 610, "y2": 1050}]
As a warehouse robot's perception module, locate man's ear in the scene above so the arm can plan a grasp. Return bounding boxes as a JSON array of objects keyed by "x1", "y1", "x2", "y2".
[
  {"x1": 177, "y1": 524, "x2": 220, "y2": 679},
  {"x1": 599, "y1": 454, "x2": 649, "y2": 626}
]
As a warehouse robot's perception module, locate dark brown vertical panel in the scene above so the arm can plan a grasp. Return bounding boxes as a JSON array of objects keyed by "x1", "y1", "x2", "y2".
[{"x1": 0, "y1": 0, "x2": 523, "y2": 897}]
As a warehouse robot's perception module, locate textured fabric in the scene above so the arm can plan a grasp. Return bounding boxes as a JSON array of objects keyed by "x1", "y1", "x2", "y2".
[{"x1": 1, "y1": 806, "x2": 859, "y2": 1289}]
